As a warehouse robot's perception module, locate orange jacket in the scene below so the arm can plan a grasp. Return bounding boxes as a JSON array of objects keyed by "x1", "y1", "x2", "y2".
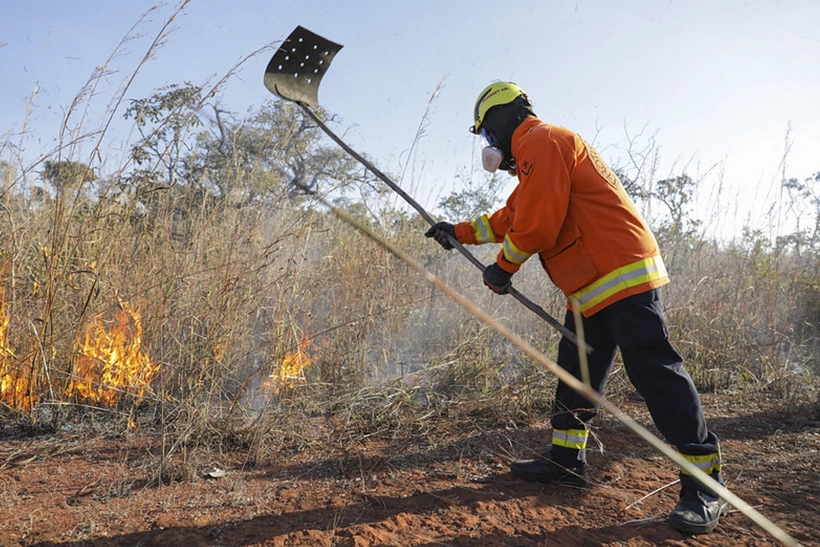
[{"x1": 455, "y1": 117, "x2": 668, "y2": 317}]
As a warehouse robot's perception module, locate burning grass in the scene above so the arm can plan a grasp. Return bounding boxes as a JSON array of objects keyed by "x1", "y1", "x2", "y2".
[
  {"x1": 1, "y1": 296, "x2": 158, "y2": 414},
  {"x1": 263, "y1": 335, "x2": 314, "y2": 396},
  {"x1": 67, "y1": 301, "x2": 158, "y2": 407},
  {"x1": 0, "y1": 287, "x2": 35, "y2": 411}
]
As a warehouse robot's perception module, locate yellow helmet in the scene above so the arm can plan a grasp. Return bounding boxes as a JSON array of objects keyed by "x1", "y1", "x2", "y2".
[{"x1": 470, "y1": 82, "x2": 528, "y2": 134}]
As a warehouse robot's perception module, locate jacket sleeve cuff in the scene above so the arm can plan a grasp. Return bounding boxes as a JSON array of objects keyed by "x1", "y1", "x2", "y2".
[
  {"x1": 496, "y1": 252, "x2": 521, "y2": 274},
  {"x1": 454, "y1": 222, "x2": 478, "y2": 245}
]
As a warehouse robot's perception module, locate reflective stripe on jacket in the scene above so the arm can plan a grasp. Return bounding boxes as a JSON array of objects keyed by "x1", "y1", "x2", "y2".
[{"x1": 454, "y1": 117, "x2": 669, "y2": 317}]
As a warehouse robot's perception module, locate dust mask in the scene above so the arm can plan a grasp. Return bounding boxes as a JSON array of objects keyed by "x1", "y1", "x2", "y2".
[
  {"x1": 478, "y1": 127, "x2": 511, "y2": 173},
  {"x1": 481, "y1": 146, "x2": 505, "y2": 173}
]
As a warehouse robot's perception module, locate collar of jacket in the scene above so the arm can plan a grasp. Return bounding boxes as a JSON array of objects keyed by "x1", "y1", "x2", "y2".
[{"x1": 510, "y1": 116, "x2": 544, "y2": 161}]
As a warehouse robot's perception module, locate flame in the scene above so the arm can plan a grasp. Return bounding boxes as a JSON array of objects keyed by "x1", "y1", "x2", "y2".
[
  {"x1": 264, "y1": 335, "x2": 313, "y2": 396},
  {"x1": 0, "y1": 288, "x2": 36, "y2": 411},
  {"x1": 67, "y1": 302, "x2": 158, "y2": 406}
]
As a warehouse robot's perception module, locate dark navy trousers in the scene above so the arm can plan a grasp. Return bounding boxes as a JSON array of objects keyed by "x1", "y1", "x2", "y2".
[{"x1": 550, "y1": 289, "x2": 721, "y2": 490}]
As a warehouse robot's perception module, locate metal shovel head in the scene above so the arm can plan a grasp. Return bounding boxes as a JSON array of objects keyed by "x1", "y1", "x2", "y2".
[{"x1": 264, "y1": 26, "x2": 343, "y2": 108}]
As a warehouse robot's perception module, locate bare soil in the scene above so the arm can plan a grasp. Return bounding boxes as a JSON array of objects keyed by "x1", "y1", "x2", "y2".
[{"x1": 1, "y1": 390, "x2": 818, "y2": 547}]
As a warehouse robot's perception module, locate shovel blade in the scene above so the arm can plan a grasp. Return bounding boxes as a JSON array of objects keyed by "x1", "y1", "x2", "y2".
[{"x1": 264, "y1": 26, "x2": 343, "y2": 108}]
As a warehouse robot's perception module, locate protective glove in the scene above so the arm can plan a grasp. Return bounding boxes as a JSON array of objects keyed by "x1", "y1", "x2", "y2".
[
  {"x1": 483, "y1": 262, "x2": 513, "y2": 294},
  {"x1": 425, "y1": 221, "x2": 456, "y2": 250}
]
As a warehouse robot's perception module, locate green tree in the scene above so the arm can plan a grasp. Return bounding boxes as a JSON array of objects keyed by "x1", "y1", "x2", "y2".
[
  {"x1": 437, "y1": 172, "x2": 508, "y2": 221},
  {"x1": 41, "y1": 160, "x2": 96, "y2": 193},
  {"x1": 186, "y1": 101, "x2": 359, "y2": 203},
  {"x1": 782, "y1": 171, "x2": 820, "y2": 254},
  {"x1": 652, "y1": 174, "x2": 702, "y2": 270},
  {"x1": 124, "y1": 83, "x2": 203, "y2": 186}
]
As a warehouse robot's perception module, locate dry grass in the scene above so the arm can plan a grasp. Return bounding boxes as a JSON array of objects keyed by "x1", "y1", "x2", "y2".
[{"x1": 1, "y1": 7, "x2": 818, "y2": 484}]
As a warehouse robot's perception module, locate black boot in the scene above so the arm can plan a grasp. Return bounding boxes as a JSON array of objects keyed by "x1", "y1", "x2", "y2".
[
  {"x1": 669, "y1": 487, "x2": 729, "y2": 534},
  {"x1": 510, "y1": 455, "x2": 589, "y2": 488}
]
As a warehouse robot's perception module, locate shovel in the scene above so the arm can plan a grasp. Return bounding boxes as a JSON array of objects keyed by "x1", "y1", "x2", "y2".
[{"x1": 263, "y1": 26, "x2": 592, "y2": 354}]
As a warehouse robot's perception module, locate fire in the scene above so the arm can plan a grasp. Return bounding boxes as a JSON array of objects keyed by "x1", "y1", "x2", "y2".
[
  {"x1": 265, "y1": 335, "x2": 313, "y2": 396},
  {"x1": 0, "y1": 287, "x2": 36, "y2": 411},
  {"x1": 67, "y1": 301, "x2": 158, "y2": 406}
]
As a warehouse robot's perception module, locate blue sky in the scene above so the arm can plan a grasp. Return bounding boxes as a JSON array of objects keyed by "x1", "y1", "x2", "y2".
[{"x1": 2, "y1": 1, "x2": 819, "y2": 238}]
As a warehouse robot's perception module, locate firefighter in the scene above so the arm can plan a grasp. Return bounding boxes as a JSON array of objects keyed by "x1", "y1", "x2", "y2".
[{"x1": 425, "y1": 82, "x2": 726, "y2": 534}]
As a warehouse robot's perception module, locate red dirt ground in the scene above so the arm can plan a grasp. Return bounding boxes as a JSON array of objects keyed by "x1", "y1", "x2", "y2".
[{"x1": 1, "y1": 391, "x2": 818, "y2": 547}]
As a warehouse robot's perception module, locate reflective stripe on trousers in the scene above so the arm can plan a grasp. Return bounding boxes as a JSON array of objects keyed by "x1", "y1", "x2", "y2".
[
  {"x1": 552, "y1": 428, "x2": 589, "y2": 450},
  {"x1": 679, "y1": 449, "x2": 722, "y2": 475}
]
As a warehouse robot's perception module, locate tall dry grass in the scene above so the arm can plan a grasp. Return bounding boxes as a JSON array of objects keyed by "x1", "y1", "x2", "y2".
[{"x1": 1, "y1": 8, "x2": 818, "y2": 480}]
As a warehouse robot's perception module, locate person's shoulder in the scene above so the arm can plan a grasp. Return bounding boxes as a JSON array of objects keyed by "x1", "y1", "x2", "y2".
[
  {"x1": 541, "y1": 121, "x2": 574, "y2": 135},
  {"x1": 527, "y1": 121, "x2": 580, "y2": 148},
  {"x1": 525, "y1": 119, "x2": 571, "y2": 137}
]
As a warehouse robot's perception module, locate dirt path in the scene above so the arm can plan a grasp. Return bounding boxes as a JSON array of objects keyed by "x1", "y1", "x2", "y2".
[{"x1": 1, "y1": 391, "x2": 817, "y2": 547}]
